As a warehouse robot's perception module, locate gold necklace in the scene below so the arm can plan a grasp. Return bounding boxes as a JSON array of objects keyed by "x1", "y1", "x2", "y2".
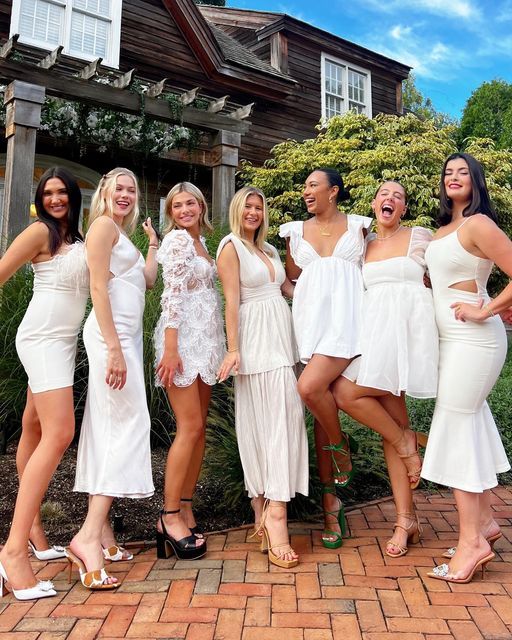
[
  {"x1": 375, "y1": 225, "x2": 402, "y2": 241},
  {"x1": 315, "y1": 214, "x2": 338, "y2": 237}
]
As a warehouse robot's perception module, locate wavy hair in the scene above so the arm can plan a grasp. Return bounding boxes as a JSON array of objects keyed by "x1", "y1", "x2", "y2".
[
  {"x1": 228, "y1": 186, "x2": 271, "y2": 255},
  {"x1": 88, "y1": 168, "x2": 140, "y2": 235},
  {"x1": 34, "y1": 167, "x2": 83, "y2": 255},
  {"x1": 163, "y1": 182, "x2": 212, "y2": 234},
  {"x1": 438, "y1": 153, "x2": 497, "y2": 226}
]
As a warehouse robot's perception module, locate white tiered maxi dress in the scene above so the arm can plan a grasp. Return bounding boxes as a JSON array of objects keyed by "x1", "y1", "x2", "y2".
[
  {"x1": 16, "y1": 242, "x2": 89, "y2": 393},
  {"x1": 343, "y1": 227, "x2": 439, "y2": 398},
  {"x1": 422, "y1": 221, "x2": 510, "y2": 492},
  {"x1": 217, "y1": 234, "x2": 309, "y2": 502},
  {"x1": 279, "y1": 215, "x2": 372, "y2": 363},
  {"x1": 74, "y1": 230, "x2": 154, "y2": 498}
]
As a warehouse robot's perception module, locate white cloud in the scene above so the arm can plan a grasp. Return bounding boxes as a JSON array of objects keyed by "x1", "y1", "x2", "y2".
[
  {"x1": 390, "y1": 24, "x2": 412, "y2": 39},
  {"x1": 359, "y1": 0, "x2": 480, "y2": 20}
]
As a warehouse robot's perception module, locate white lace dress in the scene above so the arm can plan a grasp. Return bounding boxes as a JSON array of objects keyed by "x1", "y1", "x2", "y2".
[{"x1": 154, "y1": 229, "x2": 225, "y2": 387}]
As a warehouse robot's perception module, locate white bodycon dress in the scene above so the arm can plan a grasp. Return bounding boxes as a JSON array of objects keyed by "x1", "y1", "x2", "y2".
[{"x1": 15, "y1": 242, "x2": 89, "y2": 393}]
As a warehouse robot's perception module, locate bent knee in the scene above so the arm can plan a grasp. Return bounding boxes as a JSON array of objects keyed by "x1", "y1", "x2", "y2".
[{"x1": 332, "y1": 378, "x2": 358, "y2": 411}]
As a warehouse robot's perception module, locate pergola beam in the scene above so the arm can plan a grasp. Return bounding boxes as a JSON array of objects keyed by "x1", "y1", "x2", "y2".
[
  {"x1": 0, "y1": 58, "x2": 250, "y2": 134},
  {"x1": 38, "y1": 46, "x2": 63, "y2": 69},
  {"x1": 0, "y1": 34, "x2": 19, "y2": 59}
]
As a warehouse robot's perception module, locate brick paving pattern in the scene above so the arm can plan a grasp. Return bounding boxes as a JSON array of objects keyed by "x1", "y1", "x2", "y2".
[{"x1": 1, "y1": 486, "x2": 511, "y2": 639}]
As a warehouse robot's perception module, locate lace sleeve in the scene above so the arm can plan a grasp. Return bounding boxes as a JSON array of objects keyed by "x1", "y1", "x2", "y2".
[
  {"x1": 157, "y1": 230, "x2": 194, "y2": 329},
  {"x1": 408, "y1": 227, "x2": 433, "y2": 268}
]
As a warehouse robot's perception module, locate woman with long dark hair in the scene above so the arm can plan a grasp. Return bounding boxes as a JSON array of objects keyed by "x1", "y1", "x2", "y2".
[
  {"x1": 0, "y1": 167, "x2": 88, "y2": 600},
  {"x1": 423, "y1": 153, "x2": 512, "y2": 583},
  {"x1": 279, "y1": 167, "x2": 372, "y2": 548}
]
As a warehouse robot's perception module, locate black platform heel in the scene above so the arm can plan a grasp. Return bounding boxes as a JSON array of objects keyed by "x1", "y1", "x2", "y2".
[
  {"x1": 156, "y1": 510, "x2": 207, "y2": 560},
  {"x1": 181, "y1": 498, "x2": 204, "y2": 539}
]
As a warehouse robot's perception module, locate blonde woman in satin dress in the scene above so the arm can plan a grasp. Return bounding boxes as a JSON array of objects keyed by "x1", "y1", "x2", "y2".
[
  {"x1": 68, "y1": 168, "x2": 158, "y2": 589},
  {"x1": 422, "y1": 153, "x2": 512, "y2": 584},
  {"x1": 217, "y1": 186, "x2": 309, "y2": 569},
  {"x1": 0, "y1": 168, "x2": 87, "y2": 601}
]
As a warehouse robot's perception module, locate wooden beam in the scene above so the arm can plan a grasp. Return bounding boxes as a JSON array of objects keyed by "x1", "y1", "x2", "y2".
[
  {"x1": 180, "y1": 86, "x2": 200, "y2": 106},
  {"x1": 112, "y1": 68, "x2": 135, "y2": 89},
  {"x1": 146, "y1": 78, "x2": 167, "y2": 98},
  {"x1": 229, "y1": 103, "x2": 254, "y2": 121},
  {"x1": 0, "y1": 58, "x2": 250, "y2": 134},
  {"x1": 37, "y1": 46, "x2": 63, "y2": 69},
  {"x1": 78, "y1": 58, "x2": 102, "y2": 80},
  {"x1": 208, "y1": 95, "x2": 229, "y2": 113},
  {"x1": 0, "y1": 34, "x2": 19, "y2": 59}
]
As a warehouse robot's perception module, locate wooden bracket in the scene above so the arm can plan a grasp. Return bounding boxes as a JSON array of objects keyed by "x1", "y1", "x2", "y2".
[
  {"x1": 208, "y1": 95, "x2": 229, "y2": 113},
  {"x1": 180, "y1": 86, "x2": 200, "y2": 106},
  {"x1": 0, "y1": 34, "x2": 19, "y2": 59},
  {"x1": 147, "y1": 78, "x2": 167, "y2": 98},
  {"x1": 229, "y1": 103, "x2": 254, "y2": 120},
  {"x1": 112, "y1": 68, "x2": 135, "y2": 89},
  {"x1": 78, "y1": 58, "x2": 103, "y2": 80},
  {"x1": 37, "y1": 46, "x2": 63, "y2": 69}
]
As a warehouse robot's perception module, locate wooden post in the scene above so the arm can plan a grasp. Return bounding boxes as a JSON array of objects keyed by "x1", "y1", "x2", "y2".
[
  {"x1": 1, "y1": 81, "x2": 45, "y2": 252},
  {"x1": 210, "y1": 130, "x2": 241, "y2": 226}
]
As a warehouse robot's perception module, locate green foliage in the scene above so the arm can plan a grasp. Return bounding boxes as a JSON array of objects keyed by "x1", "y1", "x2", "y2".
[
  {"x1": 402, "y1": 73, "x2": 456, "y2": 128},
  {"x1": 459, "y1": 79, "x2": 512, "y2": 149}
]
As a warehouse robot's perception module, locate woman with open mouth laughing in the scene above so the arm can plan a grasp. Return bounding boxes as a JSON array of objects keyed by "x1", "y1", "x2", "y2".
[{"x1": 333, "y1": 179, "x2": 438, "y2": 558}]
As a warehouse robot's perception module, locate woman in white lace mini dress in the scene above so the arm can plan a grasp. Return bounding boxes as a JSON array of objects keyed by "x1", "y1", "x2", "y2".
[
  {"x1": 333, "y1": 180, "x2": 438, "y2": 558},
  {"x1": 217, "y1": 186, "x2": 309, "y2": 569},
  {"x1": 0, "y1": 168, "x2": 87, "y2": 601},
  {"x1": 154, "y1": 182, "x2": 224, "y2": 560}
]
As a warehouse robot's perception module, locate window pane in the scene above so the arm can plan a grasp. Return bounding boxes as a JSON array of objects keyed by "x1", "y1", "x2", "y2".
[
  {"x1": 325, "y1": 60, "x2": 343, "y2": 97},
  {"x1": 73, "y1": 0, "x2": 110, "y2": 16},
  {"x1": 349, "y1": 101, "x2": 366, "y2": 114},
  {"x1": 19, "y1": 0, "x2": 63, "y2": 45},
  {"x1": 70, "y1": 11, "x2": 108, "y2": 57},
  {"x1": 326, "y1": 94, "x2": 343, "y2": 119},
  {"x1": 348, "y1": 69, "x2": 365, "y2": 104}
]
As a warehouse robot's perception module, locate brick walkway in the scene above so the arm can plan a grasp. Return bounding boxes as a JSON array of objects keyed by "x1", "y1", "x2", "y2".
[{"x1": 1, "y1": 487, "x2": 511, "y2": 640}]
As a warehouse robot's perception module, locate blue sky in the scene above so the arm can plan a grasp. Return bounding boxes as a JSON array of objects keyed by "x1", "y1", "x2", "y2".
[{"x1": 227, "y1": 0, "x2": 512, "y2": 119}]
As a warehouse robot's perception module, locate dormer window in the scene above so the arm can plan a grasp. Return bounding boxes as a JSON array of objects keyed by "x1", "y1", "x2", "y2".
[
  {"x1": 10, "y1": 0, "x2": 122, "y2": 68},
  {"x1": 321, "y1": 53, "x2": 372, "y2": 120}
]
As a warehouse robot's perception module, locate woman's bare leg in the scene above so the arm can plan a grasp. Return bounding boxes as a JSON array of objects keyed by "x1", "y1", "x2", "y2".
[
  {"x1": 159, "y1": 380, "x2": 206, "y2": 547},
  {"x1": 0, "y1": 387, "x2": 74, "y2": 589}
]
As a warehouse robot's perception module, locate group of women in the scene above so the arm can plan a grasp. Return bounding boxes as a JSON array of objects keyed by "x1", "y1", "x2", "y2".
[{"x1": 0, "y1": 151, "x2": 511, "y2": 600}]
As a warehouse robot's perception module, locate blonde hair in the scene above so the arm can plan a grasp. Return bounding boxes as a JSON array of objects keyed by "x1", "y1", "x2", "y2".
[
  {"x1": 88, "y1": 168, "x2": 140, "y2": 235},
  {"x1": 229, "y1": 186, "x2": 271, "y2": 255},
  {"x1": 164, "y1": 182, "x2": 212, "y2": 234}
]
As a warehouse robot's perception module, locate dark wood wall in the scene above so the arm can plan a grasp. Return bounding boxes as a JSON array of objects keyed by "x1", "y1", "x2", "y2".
[{"x1": 1, "y1": 0, "x2": 403, "y2": 168}]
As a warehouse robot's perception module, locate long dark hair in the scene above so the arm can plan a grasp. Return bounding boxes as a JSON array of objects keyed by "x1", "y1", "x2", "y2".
[
  {"x1": 438, "y1": 153, "x2": 497, "y2": 226},
  {"x1": 34, "y1": 167, "x2": 83, "y2": 255},
  {"x1": 314, "y1": 167, "x2": 350, "y2": 203}
]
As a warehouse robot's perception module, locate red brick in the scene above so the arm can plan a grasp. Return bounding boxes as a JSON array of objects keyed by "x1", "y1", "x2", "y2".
[
  {"x1": 408, "y1": 604, "x2": 470, "y2": 620},
  {"x1": 296, "y1": 573, "x2": 321, "y2": 599},
  {"x1": 125, "y1": 621, "x2": 187, "y2": 637},
  {"x1": 378, "y1": 590, "x2": 409, "y2": 617},
  {"x1": 330, "y1": 613, "x2": 362, "y2": 639},
  {"x1": 131, "y1": 593, "x2": 166, "y2": 623},
  {"x1": 160, "y1": 607, "x2": 218, "y2": 624},
  {"x1": 322, "y1": 586, "x2": 377, "y2": 600},
  {"x1": 429, "y1": 592, "x2": 487, "y2": 607},
  {"x1": 67, "y1": 618, "x2": 103, "y2": 640},
  {"x1": 190, "y1": 595, "x2": 246, "y2": 609},
  {"x1": 218, "y1": 584, "x2": 271, "y2": 597},
  {"x1": 271, "y1": 612, "x2": 330, "y2": 628},
  {"x1": 244, "y1": 597, "x2": 270, "y2": 627},
  {"x1": 344, "y1": 575, "x2": 397, "y2": 590},
  {"x1": 387, "y1": 617, "x2": 451, "y2": 634},
  {"x1": 339, "y1": 549, "x2": 365, "y2": 576},
  {"x1": 487, "y1": 595, "x2": 512, "y2": 625},
  {"x1": 187, "y1": 622, "x2": 215, "y2": 640},
  {"x1": 124, "y1": 562, "x2": 154, "y2": 582},
  {"x1": 469, "y1": 606, "x2": 511, "y2": 639},
  {"x1": 163, "y1": 580, "x2": 194, "y2": 609},
  {"x1": 50, "y1": 604, "x2": 111, "y2": 619},
  {"x1": 242, "y1": 629, "x2": 302, "y2": 640},
  {"x1": 214, "y1": 609, "x2": 244, "y2": 640},
  {"x1": 448, "y1": 620, "x2": 484, "y2": 640},
  {"x1": 304, "y1": 630, "x2": 333, "y2": 640},
  {"x1": 98, "y1": 605, "x2": 137, "y2": 637},
  {"x1": 271, "y1": 585, "x2": 296, "y2": 613},
  {"x1": 87, "y1": 593, "x2": 142, "y2": 606},
  {"x1": 0, "y1": 633, "x2": 39, "y2": 640},
  {"x1": 356, "y1": 601, "x2": 386, "y2": 633},
  {"x1": 398, "y1": 577, "x2": 429, "y2": 606},
  {"x1": 0, "y1": 603, "x2": 33, "y2": 632}
]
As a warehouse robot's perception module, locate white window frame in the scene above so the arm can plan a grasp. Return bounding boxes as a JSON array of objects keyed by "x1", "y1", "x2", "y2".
[
  {"x1": 320, "y1": 52, "x2": 372, "y2": 121},
  {"x1": 9, "y1": 0, "x2": 122, "y2": 68}
]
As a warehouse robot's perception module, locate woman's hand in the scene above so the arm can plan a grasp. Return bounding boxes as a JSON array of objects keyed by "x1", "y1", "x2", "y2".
[
  {"x1": 450, "y1": 299, "x2": 488, "y2": 323},
  {"x1": 142, "y1": 217, "x2": 158, "y2": 245},
  {"x1": 499, "y1": 307, "x2": 512, "y2": 324},
  {"x1": 157, "y1": 350, "x2": 183, "y2": 387},
  {"x1": 106, "y1": 346, "x2": 127, "y2": 389},
  {"x1": 217, "y1": 351, "x2": 240, "y2": 383}
]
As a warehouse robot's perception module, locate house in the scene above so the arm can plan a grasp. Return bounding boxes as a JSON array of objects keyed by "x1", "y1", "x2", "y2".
[{"x1": 0, "y1": 0, "x2": 410, "y2": 237}]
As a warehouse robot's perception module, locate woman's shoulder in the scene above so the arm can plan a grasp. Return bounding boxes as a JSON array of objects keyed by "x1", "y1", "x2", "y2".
[
  {"x1": 279, "y1": 220, "x2": 303, "y2": 238},
  {"x1": 216, "y1": 233, "x2": 236, "y2": 259},
  {"x1": 411, "y1": 226, "x2": 433, "y2": 240},
  {"x1": 263, "y1": 240, "x2": 279, "y2": 257},
  {"x1": 162, "y1": 228, "x2": 193, "y2": 249}
]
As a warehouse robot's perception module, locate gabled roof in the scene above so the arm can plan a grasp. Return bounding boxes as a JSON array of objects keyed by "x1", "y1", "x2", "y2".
[
  {"x1": 199, "y1": 4, "x2": 411, "y2": 79},
  {"x1": 161, "y1": 0, "x2": 296, "y2": 99}
]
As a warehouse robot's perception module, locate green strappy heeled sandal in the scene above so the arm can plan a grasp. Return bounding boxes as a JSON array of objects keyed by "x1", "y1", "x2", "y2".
[
  {"x1": 321, "y1": 483, "x2": 347, "y2": 549},
  {"x1": 323, "y1": 431, "x2": 358, "y2": 488}
]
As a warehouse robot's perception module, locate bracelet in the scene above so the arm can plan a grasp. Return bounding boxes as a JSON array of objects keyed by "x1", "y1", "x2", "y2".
[
  {"x1": 148, "y1": 244, "x2": 159, "y2": 249},
  {"x1": 484, "y1": 304, "x2": 495, "y2": 317},
  {"x1": 227, "y1": 347, "x2": 239, "y2": 353}
]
